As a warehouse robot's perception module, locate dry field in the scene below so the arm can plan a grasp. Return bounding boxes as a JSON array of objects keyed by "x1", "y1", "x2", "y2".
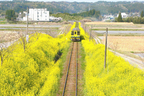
[
  {"x1": 0, "y1": 31, "x2": 20, "y2": 43},
  {"x1": 85, "y1": 22, "x2": 144, "y2": 30},
  {"x1": 102, "y1": 36, "x2": 144, "y2": 52}
]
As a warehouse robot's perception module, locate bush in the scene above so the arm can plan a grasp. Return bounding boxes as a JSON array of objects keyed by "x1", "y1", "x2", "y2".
[
  {"x1": 0, "y1": 23, "x2": 75, "y2": 95},
  {"x1": 80, "y1": 23, "x2": 144, "y2": 96}
]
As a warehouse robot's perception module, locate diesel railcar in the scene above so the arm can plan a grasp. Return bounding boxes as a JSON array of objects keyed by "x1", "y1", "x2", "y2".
[{"x1": 71, "y1": 28, "x2": 80, "y2": 41}]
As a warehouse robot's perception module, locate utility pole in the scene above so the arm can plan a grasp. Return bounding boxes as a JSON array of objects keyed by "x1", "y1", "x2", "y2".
[
  {"x1": 26, "y1": 7, "x2": 28, "y2": 35},
  {"x1": 26, "y1": 7, "x2": 29, "y2": 43},
  {"x1": 104, "y1": 28, "x2": 108, "y2": 69}
]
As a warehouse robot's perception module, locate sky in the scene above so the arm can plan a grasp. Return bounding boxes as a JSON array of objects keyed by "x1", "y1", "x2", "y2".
[
  {"x1": 26, "y1": 0, "x2": 144, "y2": 2},
  {"x1": 2, "y1": 0, "x2": 144, "y2": 2}
]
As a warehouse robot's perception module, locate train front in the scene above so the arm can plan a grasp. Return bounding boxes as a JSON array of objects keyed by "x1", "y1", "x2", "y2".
[{"x1": 71, "y1": 28, "x2": 80, "y2": 41}]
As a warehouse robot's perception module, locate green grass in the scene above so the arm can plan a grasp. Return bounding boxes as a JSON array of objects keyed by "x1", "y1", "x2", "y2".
[
  {"x1": 78, "y1": 42, "x2": 86, "y2": 96},
  {"x1": 0, "y1": 18, "x2": 7, "y2": 24},
  {"x1": 56, "y1": 41, "x2": 71, "y2": 95},
  {"x1": 59, "y1": 42, "x2": 71, "y2": 77},
  {"x1": 80, "y1": 42, "x2": 86, "y2": 70},
  {"x1": 52, "y1": 13, "x2": 83, "y2": 21}
]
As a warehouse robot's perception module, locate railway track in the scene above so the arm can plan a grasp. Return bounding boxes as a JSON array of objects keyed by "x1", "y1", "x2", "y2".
[{"x1": 62, "y1": 42, "x2": 79, "y2": 96}]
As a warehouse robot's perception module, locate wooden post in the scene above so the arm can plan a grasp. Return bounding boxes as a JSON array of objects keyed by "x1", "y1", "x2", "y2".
[{"x1": 104, "y1": 28, "x2": 108, "y2": 69}]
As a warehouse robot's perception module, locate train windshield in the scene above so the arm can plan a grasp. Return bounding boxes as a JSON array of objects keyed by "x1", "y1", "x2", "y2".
[
  {"x1": 71, "y1": 31, "x2": 74, "y2": 35},
  {"x1": 77, "y1": 31, "x2": 80, "y2": 35}
]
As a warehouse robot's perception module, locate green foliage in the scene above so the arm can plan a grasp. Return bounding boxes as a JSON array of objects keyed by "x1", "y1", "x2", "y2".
[
  {"x1": 79, "y1": 22, "x2": 144, "y2": 95},
  {"x1": 14, "y1": 4, "x2": 28, "y2": 13},
  {"x1": 122, "y1": 17, "x2": 144, "y2": 24},
  {"x1": 5, "y1": 10, "x2": 16, "y2": 22},
  {"x1": 117, "y1": 12, "x2": 123, "y2": 22},
  {"x1": 82, "y1": 40, "x2": 144, "y2": 96},
  {"x1": 0, "y1": 22, "x2": 75, "y2": 95},
  {"x1": 1, "y1": 1, "x2": 144, "y2": 16},
  {"x1": 52, "y1": 13, "x2": 83, "y2": 21},
  {"x1": 73, "y1": 9, "x2": 101, "y2": 19},
  {"x1": 0, "y1": 18, "x2": 6, "y2": 24},
  {"x1": 141, "y1": 11, "x2": 144, "y2": 18},
  {"x1": 52, "y1": 9, "x2": 101, "y2": 21},
  {"x1": 75, "y1": 22, "x2": 79, "y2": 27}
]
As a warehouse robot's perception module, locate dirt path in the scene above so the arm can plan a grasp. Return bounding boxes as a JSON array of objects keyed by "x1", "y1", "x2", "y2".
[{"x1": 110, "y1": 50, "x2": 144, "y2": 69}]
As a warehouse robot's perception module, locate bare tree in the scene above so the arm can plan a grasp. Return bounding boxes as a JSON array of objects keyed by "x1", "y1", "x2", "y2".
[
  {"x1": 18, "y1": 29, "x2": 27, "y2": 51},
  {"x1": 0, "y1": 44, "x2": 5, "y2": 66}
]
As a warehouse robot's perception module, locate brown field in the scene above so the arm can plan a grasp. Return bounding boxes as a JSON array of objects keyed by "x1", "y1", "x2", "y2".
[
  {"x1": 102, "y1": 36, "x2": 144, "y2": 52},
  {"x1": 85, "y1": 22, "x2": 144, "y2": 30},
  {"x1": 0, "y1": 31, "x2": 20, "y2": 43},
  {"x1": 85, "y1": 22, "x2": 134, "y2": 25}
]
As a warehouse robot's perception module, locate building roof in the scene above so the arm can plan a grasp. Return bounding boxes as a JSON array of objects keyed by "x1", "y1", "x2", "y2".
[{"x1": 72, "y1": 28, "x2": 80, "y2": 31}]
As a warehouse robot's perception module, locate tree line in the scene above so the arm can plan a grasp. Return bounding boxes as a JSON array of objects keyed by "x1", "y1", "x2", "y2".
[
  {"x1": 73, "y1": 9, "x2": 101, "y2": 19},
  {"x1": 5, "y1": 10, "x2": 16, "y2": 22},
  {"x1": 1, "y1": 1, "x2": 144, "y2": 16},
  {"x1": 115, "y1": 11, "x2": 144, "y2": 24},
  {"x1": 5, "y1": 8, "x2": 101, "y2": 22}
]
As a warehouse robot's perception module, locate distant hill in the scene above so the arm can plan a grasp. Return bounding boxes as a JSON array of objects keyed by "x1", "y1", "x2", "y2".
[
  {"x1": 0, "y1": 1, "x2": 144, "y2": 16},
  {"x1": 13, "y1": 0, "x2": 26, "y2": 1}
]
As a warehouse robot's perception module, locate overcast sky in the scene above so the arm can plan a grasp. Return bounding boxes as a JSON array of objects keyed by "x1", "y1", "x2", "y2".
[
  {"x1": 2, "y1": 0, "x2": 144, "y2": 2},
  {"x1": 26, "y1": 0, "x2": 144, "y2": 2}
]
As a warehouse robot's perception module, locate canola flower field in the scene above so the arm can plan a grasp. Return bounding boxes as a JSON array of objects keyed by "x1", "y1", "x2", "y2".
[
  {"x1": 1, "y1": 22, "x2": 144, "y2": 96},
  {"x1": 79, "y1": 24, "x2": 144, "y2": 95},
  {"x1": 0, "y1": 23, "x2": 76, "y2": 96}
]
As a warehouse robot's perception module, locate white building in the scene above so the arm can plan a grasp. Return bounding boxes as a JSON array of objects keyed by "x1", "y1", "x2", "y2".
[
  {"x1": 117, "y1": 13, "x2": 128, "y2": 18},
  {"x1": 23, "y1": 8, "x2": 49, "y2": 21}
]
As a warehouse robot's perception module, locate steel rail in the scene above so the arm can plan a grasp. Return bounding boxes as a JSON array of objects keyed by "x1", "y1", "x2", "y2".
[
  {"x1": 76, "y1": 42, "x2": 78, "y2": 96},
  {"x1": 62, "y1": 42, "x2": 74, "y2": 96},
  {"x1": 62, "y1": 42, "x2": 79, "y2": 96}
]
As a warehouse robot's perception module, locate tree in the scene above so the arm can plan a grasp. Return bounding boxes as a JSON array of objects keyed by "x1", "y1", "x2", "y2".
[
  {"x1": 5, "y1": 10, "x2": 16, "y2": 22},
  {"x1": 117, "y1": 12, "x2": 123, "y2": 22},
  {"x1": 141, "y1": 11, "x2": 144, "y2": 18}
]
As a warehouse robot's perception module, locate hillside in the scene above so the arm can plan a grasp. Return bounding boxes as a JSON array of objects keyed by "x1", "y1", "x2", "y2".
[{"x1": 0, "y1": 1, "x2": 144, "y2": 16}]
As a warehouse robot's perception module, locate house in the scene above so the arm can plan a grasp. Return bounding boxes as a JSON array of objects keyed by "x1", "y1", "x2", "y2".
[
  {"x1": 117, "y1": 13, "x2": 128, "y2": 18},
  {"x1": 103, "y1": 15, "x2": 115, "y2": 21}
]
